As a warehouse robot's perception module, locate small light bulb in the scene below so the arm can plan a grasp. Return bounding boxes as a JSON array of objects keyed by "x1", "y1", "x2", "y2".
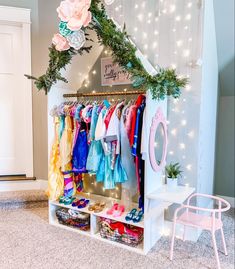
[
  {"x1": 179, "y1": 143, "x2": 186, "y2": 149},
  {"x1": 171, "y1": 129, "x2": 177, "y2": 136},
  {"x1": 188, "y1": 131, "x2": 195, "y2": 138},
  {"x1": 169, "y1": 4, "x2": 176, "y2": 13},
  {"x1": 187, "y1": 2, "x2": 192, "y2": 8},
  {"x1": 152, "y1": 42, "x2": 158, "y2": 49},
  {"x1": 176, "y1": 40, "x2": 183, "y2": 47},
  {"x1": 181, "y1": 119, "x2": 187, "y2": 126},
  {"x1": 186, "y1": 85, "x2": 191, "y2": 91},
  {"x1": 137, "y1": 14, "x2": 143, "y2": 21},
  {"x1": 185, "y1": 14, "x2": 191, "y2": 20},
  {"x1": 175, "y1": 15, "x2": 181, "y2": 21},
  {"x1": 183, "y1": 49, "x2": 190, "y2": 57},
  {"x1": 186, "y1": 164, "x2": 192, "y2": 171}
]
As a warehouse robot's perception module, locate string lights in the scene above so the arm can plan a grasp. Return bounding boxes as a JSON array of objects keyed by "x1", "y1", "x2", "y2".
[{"x1": 97, "y1": 0, "x2": 203, "y2": 188}]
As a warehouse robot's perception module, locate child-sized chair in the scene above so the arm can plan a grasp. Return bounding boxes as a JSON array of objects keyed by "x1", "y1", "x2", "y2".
[{"x1": 170, "y1": 193, "x2": 231, "y2": 269}]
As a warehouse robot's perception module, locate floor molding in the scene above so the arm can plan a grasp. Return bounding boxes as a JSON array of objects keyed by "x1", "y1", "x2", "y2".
[
  {"x1": 0, "y1": 179, "x2": 48, "y2": 192},
  {"x1": 216, "y1": 195, "x2": 235, "y2": 208}
]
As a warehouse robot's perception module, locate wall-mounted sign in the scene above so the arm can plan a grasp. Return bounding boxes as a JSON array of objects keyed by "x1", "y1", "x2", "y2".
[{"x1": 101, "y1": 57, "x2": 132, "y2": 86}]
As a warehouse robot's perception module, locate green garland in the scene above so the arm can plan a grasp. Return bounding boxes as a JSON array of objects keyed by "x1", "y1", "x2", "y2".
[{"x1": 26, "y1": 0, "x2": 187, "y2": 99}]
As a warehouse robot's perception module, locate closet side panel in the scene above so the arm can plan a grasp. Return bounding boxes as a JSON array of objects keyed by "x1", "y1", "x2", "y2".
[{"x1": 144, "y1": 90, "x2": 167, "y2": 253}]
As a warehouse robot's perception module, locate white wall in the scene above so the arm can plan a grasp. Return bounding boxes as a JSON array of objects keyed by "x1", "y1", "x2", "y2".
[{"x1": 197, "y1": 0, "x2": 218, "y2": 196}]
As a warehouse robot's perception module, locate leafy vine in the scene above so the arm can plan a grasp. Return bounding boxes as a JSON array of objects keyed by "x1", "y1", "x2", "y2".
[{"x1": 26, "y1": 0, "x2": 187, "y2": 99}]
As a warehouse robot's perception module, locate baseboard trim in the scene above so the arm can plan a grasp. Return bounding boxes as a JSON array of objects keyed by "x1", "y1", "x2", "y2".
[
  {"x1": 0, "y1": 179, "x2": 48, "y2": 192},
  {"x1": 216, "y1": 195, "x2": 235, "y2": 208}
]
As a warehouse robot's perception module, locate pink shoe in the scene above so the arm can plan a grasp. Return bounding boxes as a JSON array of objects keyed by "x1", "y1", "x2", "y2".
[
  {"x1": 106, "y1": 203, "x2": 118, "y2": 215},
  {"x1": 113, "y1": 205, "x2": 125, "y2": 217}
]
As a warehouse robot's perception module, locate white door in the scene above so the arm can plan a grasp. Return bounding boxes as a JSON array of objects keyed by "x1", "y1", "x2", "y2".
[{"x1": 0, "y1": 24, "x2": 32, "y2": 176}]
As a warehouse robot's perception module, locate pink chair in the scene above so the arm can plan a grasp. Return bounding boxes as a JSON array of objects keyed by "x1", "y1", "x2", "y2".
[{"x1": 170, "y1": 193, "x2": 231, "y2": 269}]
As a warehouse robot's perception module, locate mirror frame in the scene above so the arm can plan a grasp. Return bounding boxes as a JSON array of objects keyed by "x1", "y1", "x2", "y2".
[{"x1": 149, "y1": 107, "x2": 168, "y2": 172}]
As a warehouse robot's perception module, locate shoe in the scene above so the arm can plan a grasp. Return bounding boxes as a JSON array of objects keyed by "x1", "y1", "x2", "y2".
[
  {"x1": 112, "y1": 205, "x2": 125, "y2": 217},
  {"x1": 106, "y1": 203, "x2": 118, "y2": 215},
  {"x1": 77, "y1": 199, "x2": 89, "y2": 209},
  {"x1": 63, "y1": 196, "x2": 76, "y2": 205},
  {"x1": 71, "y1": 198, "x2": 81, "y2": 207},
  {"x1": 125, "y1": 208, "x2": 137, "y2": 221},
  {"x1": 59, "y1": 196, "x2": 66, "y2": 204},
  {"x1": 94, "y1": 202, "x2": 106, "y2": 213},
  {"x1": 132, "y1": 210, "x2": 144, "y2": 223},
  {"x1": 88, "y1": 202, "x2": 106, "y2": 213}
]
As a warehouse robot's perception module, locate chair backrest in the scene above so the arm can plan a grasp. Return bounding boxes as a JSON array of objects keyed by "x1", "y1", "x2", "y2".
[{"x1": 186, "y1": 193, "x2": 231, "y2": 220}]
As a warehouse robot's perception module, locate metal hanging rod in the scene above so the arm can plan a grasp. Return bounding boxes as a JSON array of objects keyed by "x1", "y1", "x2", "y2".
[{"x1": 63, "y1": 90, "x2": 145, "y2": 98}]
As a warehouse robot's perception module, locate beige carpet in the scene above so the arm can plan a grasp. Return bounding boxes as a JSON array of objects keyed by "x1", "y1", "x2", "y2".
[
  {"x1": 0, "y1": 206, "x2": 234, "y2": 269},
  {"x1": 0, "y1": 190, "x2": 48, "y2": 210}
]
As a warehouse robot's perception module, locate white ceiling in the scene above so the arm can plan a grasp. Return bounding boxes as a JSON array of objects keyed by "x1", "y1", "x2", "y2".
[{"x1": 214, "y1": 0, "x2": 235, "y2": 96}]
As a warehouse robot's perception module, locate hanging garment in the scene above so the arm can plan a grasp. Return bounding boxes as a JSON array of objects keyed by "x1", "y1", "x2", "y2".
[
  {"x1": 63, "y1": 172, "x2": 76, "y2": 197},
  {"x1": 129, "y1": 95, "x2": 146, "y2": 147},
  {"x1": 99, "y1": 103, "x2": 128, "y2": 189},
  {"x1": 60, "y1": 113, "x2": 73, "y2": 172},
  {"x1": 48, "y1": 116, "x2": 64, "y2": 200},
  {"x1": 86, "y1": 105, "x2": 103, "y2": 173},
  {"x1": 120, "y1": 109, "x2": 137, "y2": 197},
  {"x1": 131, "y1": 97, "x2": 146, "y2": 211},
  {"x1": 74, "y1": 173, "x2": 83, "y2": 192},
  {"x1": 72, "y1": 130, "x2": 88, "y2": 173}
]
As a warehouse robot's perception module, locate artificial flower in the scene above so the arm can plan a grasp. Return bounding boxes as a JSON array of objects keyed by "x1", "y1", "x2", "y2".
[
  {"x1": 57, "y1": 0, "x2": 91, "y2": 31},
  {"x1": 52, "y1": 33, "x2": 70, "y2": 51},
  {"x1": 59, "y1": 21, "x2": 74, "y2": 37},
  {"x1": 67, "y1": 30, "x2": 86, "y2": 50}
]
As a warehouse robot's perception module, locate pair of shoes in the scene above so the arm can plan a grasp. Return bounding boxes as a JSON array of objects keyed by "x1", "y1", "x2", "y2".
[
  {"x1": 72, "y1": 198, "x2": 89, "y2": 208},
  {"x1": 88, "y1": 201, "x2": 106, "y2": 213},
  {"x1": 106, "y1": 203, "x2": 125, "y2": 217},
  {"x1": 125, "y1": 208, "x2": 144, "y2": 223},
  {"x1": 59, "y1": 196, "x2": 76, "y2": 205}
]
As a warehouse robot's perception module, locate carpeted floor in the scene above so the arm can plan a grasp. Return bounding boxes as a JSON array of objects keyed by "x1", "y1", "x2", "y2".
[{"x1": 0, "y1": 206, "x2": 234, "y2": 269}]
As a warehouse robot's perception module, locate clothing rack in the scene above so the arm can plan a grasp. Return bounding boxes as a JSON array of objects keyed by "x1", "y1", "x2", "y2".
[{"x1": 63, "y1": 90, "x2": 145, "y2": 98}]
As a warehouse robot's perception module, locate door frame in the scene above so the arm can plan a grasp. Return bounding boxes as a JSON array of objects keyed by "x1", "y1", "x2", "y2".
[{"x1": 0, "y1": 6, "x2": 33, "y2": 177}]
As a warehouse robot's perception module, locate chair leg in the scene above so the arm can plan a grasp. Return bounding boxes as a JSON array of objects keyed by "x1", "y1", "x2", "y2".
[
  {"x1": 211, "y1": 231, "x2": 221, "y2": 269},
  {"x1": 170, "y1": 221, "x2": 176, "y2": 261},
  {"x1": 183, "y1": 225, "x2": 186, "y2": 241},
  {"x1": 220, "y1": 228, "x2": 228, "y2": 256}
]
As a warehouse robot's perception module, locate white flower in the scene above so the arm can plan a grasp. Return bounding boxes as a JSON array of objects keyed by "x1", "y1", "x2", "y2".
[{"x1": 67, "y1": 30, "x2": 86, "y2": 50}]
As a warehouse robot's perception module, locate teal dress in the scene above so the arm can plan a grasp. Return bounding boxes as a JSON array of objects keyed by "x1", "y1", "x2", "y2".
[{"x1": 86, "y1": 105, "x2": 103, "y2": 173}]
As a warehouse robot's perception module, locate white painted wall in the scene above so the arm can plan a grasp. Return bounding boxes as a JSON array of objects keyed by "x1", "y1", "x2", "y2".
[{"x1": 197, "y1": 0, "x2": 218, "y2": 196}]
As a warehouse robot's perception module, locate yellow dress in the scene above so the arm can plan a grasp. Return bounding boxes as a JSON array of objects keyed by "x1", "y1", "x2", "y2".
[
  {"x1": 47, "y1": 116, "x2": 64, "y2": 200},
  {"x1": 60, "y1": 111, "x2": 73, "y2": 172}
]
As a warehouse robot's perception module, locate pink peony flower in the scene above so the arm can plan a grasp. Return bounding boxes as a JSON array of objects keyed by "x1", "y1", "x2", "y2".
[
  {"x1": 52, "y1": 33, "x2": 70, "y2": 51},
  {"x1": 57, "y1": 0, "x2": 91, "y2": 31}
]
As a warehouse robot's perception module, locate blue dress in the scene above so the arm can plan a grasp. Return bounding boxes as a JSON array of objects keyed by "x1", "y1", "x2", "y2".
[{"x1": 86, "y1": 105, "x2": 103, "y2": 173}]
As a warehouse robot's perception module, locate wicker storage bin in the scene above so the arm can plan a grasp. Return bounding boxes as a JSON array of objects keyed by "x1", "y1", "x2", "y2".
[
  {"x1": 56, "y1": 208, "x2": 90, "y2": 231},
  {"x1": 99, "y1": 217, "x2": 143, "y2": 247}
]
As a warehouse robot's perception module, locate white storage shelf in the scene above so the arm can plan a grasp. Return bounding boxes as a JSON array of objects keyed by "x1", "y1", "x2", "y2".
[{"x1": 49, "y1": 195, "x2": 145, "y2": 254}]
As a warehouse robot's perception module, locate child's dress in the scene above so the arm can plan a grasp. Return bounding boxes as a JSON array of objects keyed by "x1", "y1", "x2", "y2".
[{"x1": 48, "y1": 116, "x2": 64, "y2": 200}]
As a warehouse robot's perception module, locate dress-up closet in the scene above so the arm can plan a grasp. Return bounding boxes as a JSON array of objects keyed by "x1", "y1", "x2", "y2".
[{"x1": 48, "y1": 60, "x2": 195, "y2": 255}]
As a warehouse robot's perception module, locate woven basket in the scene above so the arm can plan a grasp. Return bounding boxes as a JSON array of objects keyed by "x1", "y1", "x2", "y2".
[
  {"x1": 56, "y1": 208, "x2": 90, "y2": 231},
  {"x1": 99, "y1": 218, "x2": 143, "y2": 247}
]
